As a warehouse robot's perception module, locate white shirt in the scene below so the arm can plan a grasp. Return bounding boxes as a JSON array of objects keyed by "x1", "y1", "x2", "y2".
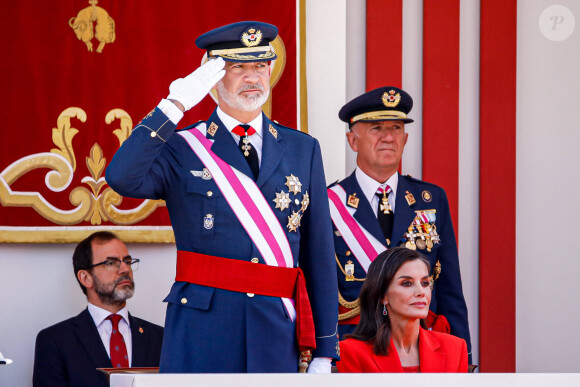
[
  {"x1": 87, "y1": 303, "x2": 132, "y2": 366},
  {"x1": 156, "y1": 99, "x2": 263, "y2": 165},
  {"x1": 355, "y1": 168, "x2": 398, "y2": 217},
  {"x1": 216, "y1": 107, "x2": 263, "y2": 165}
]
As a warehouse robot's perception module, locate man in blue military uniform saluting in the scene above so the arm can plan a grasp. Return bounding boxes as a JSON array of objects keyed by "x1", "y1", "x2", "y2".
[
  {"x1": 106, "y1": 21, "x2": 339, "y2": 373},
  {"x1": 328, "y1": 87, "x2": 472, "y2": 360}
]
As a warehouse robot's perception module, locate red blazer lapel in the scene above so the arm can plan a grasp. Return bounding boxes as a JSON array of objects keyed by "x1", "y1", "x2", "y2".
[
  {"x1": 419, "y1": 328, "x2": 446, "y2": 372},
  {"x1": 371, "y1": 340, "x2": 404, "y2": 372}
]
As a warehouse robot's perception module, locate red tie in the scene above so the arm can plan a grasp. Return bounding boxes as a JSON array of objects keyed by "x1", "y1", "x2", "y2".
[{"x1": 107, "y1": 314, "x2": 129, "y2": 368}]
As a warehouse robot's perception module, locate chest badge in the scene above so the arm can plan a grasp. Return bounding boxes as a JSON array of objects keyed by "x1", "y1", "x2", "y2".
[
  {"x1": 287, "y1": 211, "x2": 302, "y2": 232},
  {"x1": 345, "y1": 260, "x2": 355, "y2": 282},
  {"x1": 204, "y1": 214, "x2": 215, "y2": 230},
  {"x1": 207, "y1": 122, "x2": 218, "y2": 137},
  {"x1": 422, "y1": 190, "x2": 432, "y2": 202},
  {"x1": 285, "y1": 174, "x2": 302, "y2": 194},
  {"x1": 273, "y1": 190, "x2": 291, "y2": 211},
  {"x1": 269, "y1": 124, "x2": 278, "y2": 139},
  {"x1": 191, "y1": 168, "x2": 213, "y2": 180},
  {"x1": 405, "y1": 191, "x2": 416, "y2": 206},
  {"x1": 347, "y1": 193, "x2": 359, "y2": 209}
]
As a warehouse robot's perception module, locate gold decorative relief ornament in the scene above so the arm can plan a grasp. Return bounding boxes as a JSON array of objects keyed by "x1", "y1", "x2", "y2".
[
  {"x1": 0, "y1": 107, "x2": 166, "y2": 230},
  {"x1": 69, "y1": 0, "x2": 116, "y2": 53}
]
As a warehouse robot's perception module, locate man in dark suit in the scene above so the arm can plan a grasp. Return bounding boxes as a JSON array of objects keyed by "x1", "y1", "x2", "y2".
[
  {"x1": 328, "y1": 87, "x2": 471, "y2": 359},
  {"x1": 33, "y1": 231, "x2": 163, "y2": 387},
  {"x1": 105, "y1": 21, "x2": 338, "y2": 373}
]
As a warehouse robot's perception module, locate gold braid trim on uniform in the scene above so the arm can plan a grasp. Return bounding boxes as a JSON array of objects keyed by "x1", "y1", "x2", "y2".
[
  {"x1": 336, "y1": 254, "x2": 364, "y2": 320},
  {"x1": 338, "y1": 290, "x2": 360, "y2": 321}
]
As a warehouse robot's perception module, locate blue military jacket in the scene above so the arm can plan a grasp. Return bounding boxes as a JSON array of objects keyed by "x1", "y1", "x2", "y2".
[
  {"x1": 106, "y1": 108, "x2": 339, "y2": 372},
  {"x1": 332, "y1": 171, "x2": 471, "y2": 356}
]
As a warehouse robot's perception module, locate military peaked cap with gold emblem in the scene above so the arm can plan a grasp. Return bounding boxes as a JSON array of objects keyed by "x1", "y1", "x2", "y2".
[
  {"x1": 196, "y1": 21, "x2": 278, "y2": 63},
  {"x1": 338, "y1": 86, "x2": 414, "y2": 126}
]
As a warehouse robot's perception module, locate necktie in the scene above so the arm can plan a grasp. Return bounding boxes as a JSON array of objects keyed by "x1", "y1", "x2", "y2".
[
  {"x1": 232, "y1": 124, "x2": 259, "y2": 180},
  {"x1": 376, "y1": 185, "x2": 394, "y2": 245},
  {"x1": 107, "y1": 314, "x2": 129, "y2": 368}
]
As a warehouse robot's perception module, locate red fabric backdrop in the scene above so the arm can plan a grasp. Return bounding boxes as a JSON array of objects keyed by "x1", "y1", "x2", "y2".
[{"x1": 0, "y1": 1, "x2": 296, "y2": 236}]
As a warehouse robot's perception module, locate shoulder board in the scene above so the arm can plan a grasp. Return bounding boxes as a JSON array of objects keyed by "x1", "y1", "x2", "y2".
[
  {"x1": 270, "y1": 120, "x2": 311, "y2": 136},
  {"x1": 327, "y1": 179, "x2": 339, "y2": 189},
  {"x1": 402, "y1": 174, "x2": 442, "y2": 189},
  {"x1": 176, "y1": 120, "x2": 205, "y2": 133}
]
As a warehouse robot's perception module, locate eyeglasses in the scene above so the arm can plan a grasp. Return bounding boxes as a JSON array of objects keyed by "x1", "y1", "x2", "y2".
[{"x1": 87, "y1": 257, "x2": 140, "y2": 271}]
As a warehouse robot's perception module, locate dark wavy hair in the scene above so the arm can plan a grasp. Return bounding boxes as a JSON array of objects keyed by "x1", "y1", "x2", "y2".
[
  {"x1": 347, "y1": 246, "x2": 430, "y2": 355},
  {"x1": 73, "y1": 231, "x2": 119, "y2": 295}
]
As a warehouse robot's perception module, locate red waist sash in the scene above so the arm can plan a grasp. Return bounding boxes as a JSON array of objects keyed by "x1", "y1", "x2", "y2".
[{"x1": 175, "y1": 250, "x2": 316, "y2": 352}]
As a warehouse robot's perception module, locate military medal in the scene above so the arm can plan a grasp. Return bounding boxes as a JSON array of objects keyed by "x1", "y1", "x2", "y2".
[
  {"x1": 301, "y1": 191, "x2": 310, "y2": 212},
  {"x1": 287, "y1": 211, "x2": 301, "y2": 232},
  {"x1": 273, "y1": 190, "x2": 291, "y2": 211},
  {"x1": 241, "y1": 136, "x2": 252, "y2": 156},
  {"x1": 285, "y1": 174, "x2": 302, "y2": 194},
  {"x1": 345, "y1": 260, "x2": 355, "y2": 281},
  {"x1": 405, "y1": 240, "x2": 417, "y2": 250},
  {"x1": 422, "y1": 190, "x2": 432, "y2": 202},
  {"x1": 416, "y1": 238, "x2": 427, "y2": 250},
  {"x1": 203, "y1": 214, "x2": 214, "y2": 229},
  {"x1": 379, "y1": 191, "x2": 392, "y2": 214}
]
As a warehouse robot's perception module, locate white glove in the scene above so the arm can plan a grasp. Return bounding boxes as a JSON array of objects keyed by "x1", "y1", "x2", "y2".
[
  {"x1": 306, "y1": 357, "x2": 332, "y2": 374},
  {"x1": 167, "y1": 57, "x2": 226, "y2": 111}
]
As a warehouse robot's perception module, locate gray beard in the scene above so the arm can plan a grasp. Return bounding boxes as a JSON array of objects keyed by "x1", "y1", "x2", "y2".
[
  {"x1": 93, "y1": 274, "x2": 135, "y2": 306},
  {"x1": 217, "y1": 80, "x2": 269, "y2": 112}
]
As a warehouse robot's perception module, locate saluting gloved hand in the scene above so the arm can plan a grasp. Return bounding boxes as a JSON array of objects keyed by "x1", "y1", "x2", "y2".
[{"x1": 167, "y1": 57, "x2": 226, "y2": 111}]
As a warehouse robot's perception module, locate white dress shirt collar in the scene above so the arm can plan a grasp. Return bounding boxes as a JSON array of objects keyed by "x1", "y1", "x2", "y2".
[
  {"x1": 216, "y1": 107, "x2": 263, "y2": 138},
  {"x1": 355, "y1": 168, "x2": 399, "y2": 213},
  {"x1": 88, "y1": 302, "x2": 130, "y2": 327}
]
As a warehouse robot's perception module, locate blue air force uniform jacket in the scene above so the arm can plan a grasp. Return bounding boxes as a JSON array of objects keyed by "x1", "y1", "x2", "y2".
[
  {"x1": 332, "y1": 172, "x2": 471, "y2": 356},
  {"x1": 105, "y1": 108, "x2": 339, "y2": 372}
]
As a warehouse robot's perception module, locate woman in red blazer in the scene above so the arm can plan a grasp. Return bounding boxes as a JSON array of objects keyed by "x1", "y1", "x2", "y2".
[{"x1": 336, "y1": 247, "x2": 468, "y2": 373}]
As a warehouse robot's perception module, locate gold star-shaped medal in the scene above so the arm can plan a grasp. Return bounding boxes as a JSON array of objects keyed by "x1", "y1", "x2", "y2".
[
  {"x1": 285, "y1": 174, "x2": 302, "y2": 194},
  {"x1": 273, "y1": 191, "x2": 291, "y2": 211},
  {"x1": 287, "y1": 211, "x2": 302, "y2": 232},
  {"x1": 300, "y1": 191, "x2": 310, "y2": 212}
]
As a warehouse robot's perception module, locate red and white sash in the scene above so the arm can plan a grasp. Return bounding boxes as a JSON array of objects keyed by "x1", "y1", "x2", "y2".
[
  {"x1": 327, "y1": 185, "x2": 386, "y2": 273},
  {"x1": 178, "y1": 124, "x2": 296, "y2": 320}
]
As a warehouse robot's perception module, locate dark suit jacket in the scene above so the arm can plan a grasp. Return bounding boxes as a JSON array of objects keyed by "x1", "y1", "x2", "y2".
[
  {"x1": 33, "y1": 308, "x2": 163, "y2": 387},
  {"x1": 336, "y1": 328, "x2": 468, "y2": 373}
]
